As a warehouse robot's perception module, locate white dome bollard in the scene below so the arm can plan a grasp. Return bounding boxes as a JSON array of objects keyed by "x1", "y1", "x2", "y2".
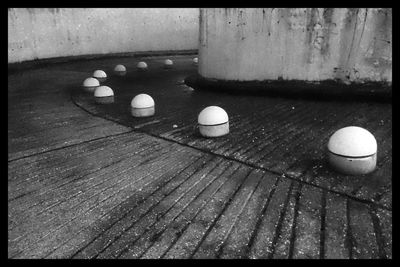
[
  {"x1": 131, "y1": 94, "x2": 155, "y2": 117},
  {"x1": 327, "y1": 126, "x2": 377, "y2": 175},
  {"x1": 94, "y1": 86, "x2": 114, "y2": 104},
  {"x1": 114, "y1": 64, "x2": 127, "y2": 76},
  {"x1": 92, "y1": 70, "x2": 107, "y2": 83},
  {"x1": 82, "y1": 77, "x2": 100, "y2": 93},
  {"x1": 164, "y1": 59, "x2": 173, "y2": 69},
  {"x1": 137, "y1": 62, "x2": 148, "y2": 71},
  {"x1": 198, "y1": 106, "x2": 229, "y2": 137}
]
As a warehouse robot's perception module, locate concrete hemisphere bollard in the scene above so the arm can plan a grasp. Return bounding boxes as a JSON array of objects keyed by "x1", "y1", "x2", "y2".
[
  {"x1": 93, "y1": 70, "x2": 107, "y2": 83},
  {"x1": 131, "y1": 94, "x2": 155, "y2": 117},
  {"x1": 164, "y1": 59, "x2": 174, "y2": 69},
  {"x1": 137, "y1": 62, "x2": 148, "y2": 71},
  {"x1": 94, "y1": 86, "x2": 114, "y2": 104},
  {"x1": 198, "y1": 106, "x2": 229, "y2": 137},
  {"x1": 327, "y1": 126, "x2": 377, "y2": 175},
  {"x1": 82, "y1": 77, "x2": 100, "y2": 93},
  {"x1": 114, "y1": 64, "x2": 127, "y2": 76}
]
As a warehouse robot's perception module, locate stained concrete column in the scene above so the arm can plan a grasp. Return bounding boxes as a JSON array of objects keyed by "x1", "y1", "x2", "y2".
[{"x1": 198, "y1": 8, "x2": 391, "y2": 84}]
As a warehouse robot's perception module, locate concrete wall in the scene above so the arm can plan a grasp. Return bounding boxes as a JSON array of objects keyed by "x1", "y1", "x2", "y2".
[
  {"x1": 199, "y1": 8, "x2": 392, "y2": 84},
  {"x1": 8, "y1": 8, "x2": 199, "y2": 63}
]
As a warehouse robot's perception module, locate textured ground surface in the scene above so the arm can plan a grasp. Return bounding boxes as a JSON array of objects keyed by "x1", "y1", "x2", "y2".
[{"x1": 8, "y1": 54, "x2": 392, "y2": 259}]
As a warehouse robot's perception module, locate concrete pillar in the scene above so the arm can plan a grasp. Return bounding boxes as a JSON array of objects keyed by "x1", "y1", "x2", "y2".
[{"x1": 198, "y1": 8, "x2": 391, "y2": 84}]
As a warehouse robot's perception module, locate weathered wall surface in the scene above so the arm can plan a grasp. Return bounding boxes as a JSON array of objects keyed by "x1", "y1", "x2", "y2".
[
  {"x1": 8, "y1": 8, "x2": 199, "y2": 63},
  {"x1": 199, "y1": 8, "x2": 392, "y2": 83}
]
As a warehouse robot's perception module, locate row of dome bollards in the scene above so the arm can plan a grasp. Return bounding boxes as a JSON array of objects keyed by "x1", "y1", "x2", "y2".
[{"x1": 81, "y1": 58, "x2": 377, "y2": 176}]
